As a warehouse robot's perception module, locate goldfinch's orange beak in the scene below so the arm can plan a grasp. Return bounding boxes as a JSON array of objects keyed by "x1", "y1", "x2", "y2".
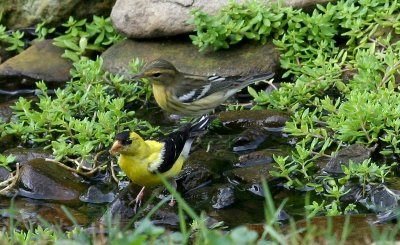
[{"x1": 109, "y1": 140, "x2": 123, "y2": 155}]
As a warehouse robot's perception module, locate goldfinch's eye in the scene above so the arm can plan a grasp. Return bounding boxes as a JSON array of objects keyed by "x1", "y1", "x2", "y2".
[
  {"x1": 152, "y1": 73, "x2": 161, "y2": 78},
  {"x1": 122, "y1": 139, "x2": 132, "y2": 145}
]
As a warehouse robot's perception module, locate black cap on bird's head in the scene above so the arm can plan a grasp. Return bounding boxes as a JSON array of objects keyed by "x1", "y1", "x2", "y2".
[
  {"x1": 110, "y1": 131, "x2": 132, "y2": 155},
  {"x1": 115, "y1": 131, "x2": 132, "y2": 146}
]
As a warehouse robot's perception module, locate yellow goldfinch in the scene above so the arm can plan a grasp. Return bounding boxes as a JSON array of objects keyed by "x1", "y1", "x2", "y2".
[
  {"x1": 109, "y1": 116, "x2": 211, "y2": 209},
  {"x1": 132, "y1": 59, "x2": 275, "y2": 116}
]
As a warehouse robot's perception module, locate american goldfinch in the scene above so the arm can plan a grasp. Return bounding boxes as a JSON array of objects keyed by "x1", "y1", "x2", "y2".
[
  {"x1": 109, "y1": 116, "x2": 211, "y2": 209},
  {"x1": 132, "y1": 59, "x2": 275, "y2": 116}
]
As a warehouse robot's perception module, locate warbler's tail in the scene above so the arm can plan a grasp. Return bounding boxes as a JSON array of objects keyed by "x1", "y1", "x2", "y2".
[
  {"x1": 239, "y1": 72, "x2": 275, "y2": 88},
  {"x1": 189, "y1": 115, "x2": 215, "y2": 134},
  {"x1": 178, "y1": 115, "x2": 214, "y2": 158}
]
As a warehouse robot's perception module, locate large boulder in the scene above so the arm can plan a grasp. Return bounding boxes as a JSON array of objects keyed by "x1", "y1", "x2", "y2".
[
  {"x1": 101, "y1": 39, "x2": 280, "y2": 77},
  {"x1": 111, "y1": 0, "x2": 334, "y2": 38},
  {"x1": 0, "y1": 0, "x2": 115, "y2": 28}
]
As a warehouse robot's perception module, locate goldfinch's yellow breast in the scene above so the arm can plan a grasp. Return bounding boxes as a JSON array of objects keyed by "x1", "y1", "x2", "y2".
[{"x1": 117, "y1": 140, "x2": 185, "y2": 187}]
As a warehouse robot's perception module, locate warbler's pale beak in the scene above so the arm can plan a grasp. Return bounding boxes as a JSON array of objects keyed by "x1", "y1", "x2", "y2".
[
  {"x1": 131, "y1": 72, "x2": 144, "y2": 79},
  {"x1": 109, "y1": 140, "x2": 123, "y2": 155}
]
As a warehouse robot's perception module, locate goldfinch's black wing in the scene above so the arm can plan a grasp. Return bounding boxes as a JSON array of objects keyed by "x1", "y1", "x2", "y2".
[
  {"x1": 148, "y1": 126, "x2": 191, "y2": 173},
  {"x1": 174, "y1": 74, "x2": 240, "y2": 103},
  {"x1": 147, "y1": 116, "x2": 212, "y2": 174}
]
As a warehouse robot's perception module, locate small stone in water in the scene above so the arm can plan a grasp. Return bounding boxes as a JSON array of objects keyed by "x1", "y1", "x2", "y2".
[{"x1": 212, "y1": 185, "x2": 235, "y2": 209}]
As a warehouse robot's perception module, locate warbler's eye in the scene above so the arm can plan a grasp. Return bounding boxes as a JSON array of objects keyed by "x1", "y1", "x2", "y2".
[
  {"x1": 122, "y1": 139, "x2": 132, "y2": 145},
  {"x1": 152, "y1": 73, "x2": 161, "y2": 78}
]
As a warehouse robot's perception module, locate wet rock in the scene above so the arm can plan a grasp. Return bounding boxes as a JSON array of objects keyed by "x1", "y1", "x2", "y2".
[
  {"x1": 102, "y1": 185, "x2": 137, "y2": 225},
  {"x1": 142, "y1": 204, "x2": 180, "y2": 228},
  {"x1": 375, "y1": 208, "x2": 400, "y2": 224},
  {"x1": 177, "y1": 151, "x2": 221, "y2": 192},
  {"x1": 247, "y1": 183, "x2": 265, "y2": 197},
  {"x1": 235, "y1": 149, "x2": 287, "y2": 167},
  {"x1": 0, "y1": 40, "x2": 72, "y2": 88},
  {"x1": 0, "y1": 97, "x2": 14, "y2": 123},
  {"x1": 360, "y1": 184, "x2": 400, "y2": 213},
  {"x1": 111, "y1": 0, "x2": 333, "y2": 38},
  {"x1": 103, "y1": 183, "x2": 180, "y2": 229},
  {"x1": 232, "y1": 128, "x2": 268, "y2": 152},
  {"x1": 184, "y1": 185, "x2": 214, "y2": 210},
  {"x1": 101, "y1": 39, "x2": 279, "y2": 78},
  {"x1": 79, "y1": 185, "x2": 115, "y2": 204},
  {"x1": 224, "y1": 164, "x2": 274, "y2": 186},
  {"x1": 3, "y1": 148, "x2": 53, "y2": 166},
  {"x1": 323, "y1": 144, "x2": 376, "y2": 174},
  {"x1": 0, "y1": 135, "x2": 18, "y2": 152},
  {"x1": 18, "y1": 158, "x2": 89, "y2": 205},
  {"x1": 1, "y1": 0, "x2": 115, "y2": 28},
  {"x1": 0, "y1": 197, "x2": 90, "y2": 229},
  {"x1": 0, "y1": 166, "x2": 11, "y2": 182},
  {"x1": 218, "y1": 110, "x2": 290, "y2": 131},
  {"x1": 212, "y1": 184, "x2": 235, "y2": 209},
  {"x1": 340, "y1": 182, "x2": 363, "y2": 202},
  {"x1": 0, "y1": 41, "x2": 13, "y2": 64}
]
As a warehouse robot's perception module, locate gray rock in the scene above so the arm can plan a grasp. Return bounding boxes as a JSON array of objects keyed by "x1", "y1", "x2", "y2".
[
  {"x1": 177, "y1": 151, "x2": 221, "y2": 192},
  {"x1": 79, "y1": 185, "x2": 115, "y2": 204},
  {"x1": 3, "y1": 148, "x2": 53, "y2": 166},
  {"x1": 224, "y1": 164, "x2": 274, "y2": 185},
  {"x1": 212, "y1": 184, "x2": 235, "y2": 209},
  {"x1": 0, "y1": 197, "x2": 90, "y2": 229},
  {"x1": 1, "y1": 0, "x2": 115, "y2": 28},
  {"x1": 111, "y1": 0, "x2": 333, "y2": 38},
  {"x1": 101, "y1": 39, "x2": 279, "y2": 78},
  {"x1": 0, "y1": 98, "x2": 14, "y2": 123},
  {"x1": 323, "y1": 144, "x2": 376, "y2": 174},
  {"x1": 18, "y1": 158, "x2": 89, "y2": 205},
  {"x1": 360, "y1": 184, "x2": 400, "y2": 213},
  {"x1": 236, "y1": 149, "x2": 288, "y2": 167},
  {"x1": 0, "y1": 167, "x2": 11, "y2": 182},
  {"x1": 0, "y1": 40, "x2": 72, "y2": 87},
  {"x1": 218, "y1": 110, "x2": 290, "y2": 130}
]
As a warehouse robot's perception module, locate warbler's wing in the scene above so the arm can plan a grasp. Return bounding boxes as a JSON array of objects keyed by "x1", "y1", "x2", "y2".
[
  {"x1": 148, "y1": 126, "x2": 190, "y2": 173},
  {"x1": 173, "y1": 74, "x2": 241, "y2": 103}
]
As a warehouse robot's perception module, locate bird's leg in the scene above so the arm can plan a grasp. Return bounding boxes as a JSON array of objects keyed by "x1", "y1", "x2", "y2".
[
  {"x1": 168, "y1": 179, "x2": 177, "y2": 207},
  {"x1": 133, "y1": 186, "x2": 146, "y2": 213}
]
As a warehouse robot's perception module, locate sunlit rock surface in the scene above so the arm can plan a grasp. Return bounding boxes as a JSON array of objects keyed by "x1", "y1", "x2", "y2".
[
  {"x1": 111, "y1": 0, "x2": 333, "y2": 38},
  {"x1": 0, "y1": 40, "x2": 72, "y2": 88},
  {"x1": 0, "y1": 0, "x2": 115, "y2": 28},
  {"x1": 101, "y1": 39, "x2": 280, "y2": 78}
]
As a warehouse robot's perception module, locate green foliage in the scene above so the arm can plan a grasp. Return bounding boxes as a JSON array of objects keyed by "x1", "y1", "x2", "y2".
[
  {"x1": 35, "y1": 21, "x2": 56, "y2": 40},
  {"x1": 340, "y1": 159, "x2": 394, "y2": 190},
  {"x1": 0, "y1": 15, "x2": 121, "y2": 59},
  {"x1": 53, "y1": 16, "x2": 123, "y2": 62},
  {"x1": 1, "y1": 57, "x2": 157, "y2": 163},
  {"x1": 0, "y1": 25, "x2": 25, "y2": 53},
  {"x1": 190, "y1": 0, "x2": 285, "y2": 52},
  {"x1": 191, "y1": 0, "x2": 400, "y2": 216},
  {"x1": 0, "y1": 154, "x2": 15, "y2": 171}
]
